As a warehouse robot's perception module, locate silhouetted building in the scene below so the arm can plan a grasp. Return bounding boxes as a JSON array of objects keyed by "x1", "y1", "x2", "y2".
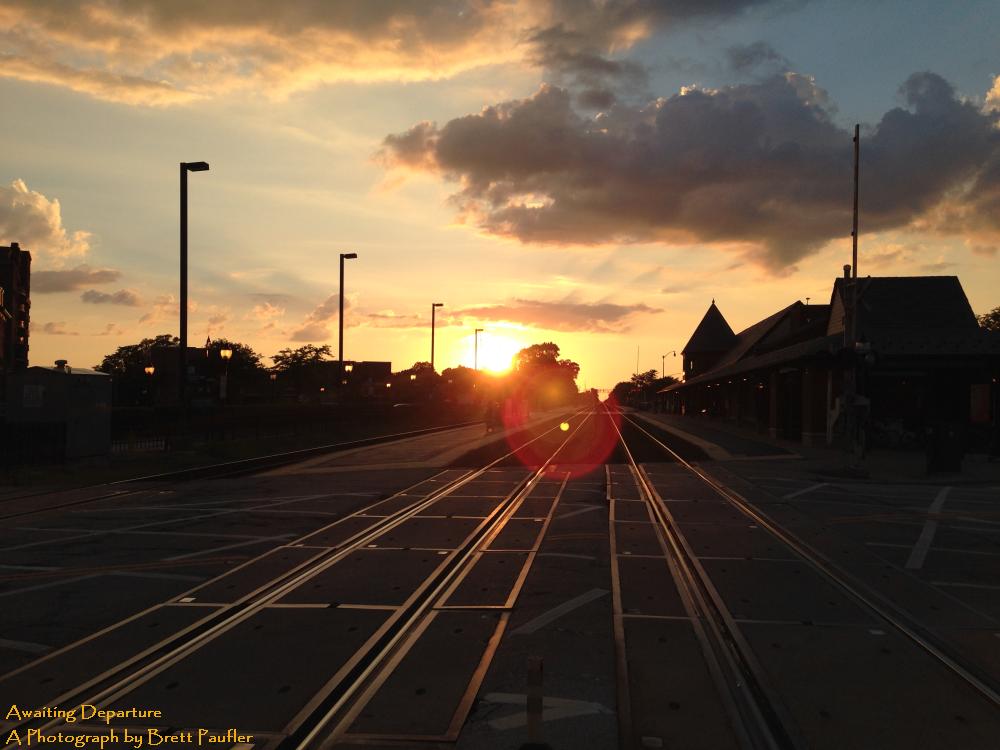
[
  {"x1": 2, "y1": 360, "x2": 111, "y2": 463},
  {"x1": 0, "y1": 242, "x2": 31, "y2": 373},
  {"x1": 660, "y1": 275, "x2": 1000, "y2": 452}
]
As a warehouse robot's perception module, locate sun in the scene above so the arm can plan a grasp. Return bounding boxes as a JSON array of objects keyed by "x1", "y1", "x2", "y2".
[{"x1": 477, "y1": 333, "x2": 523, "y2": 373}]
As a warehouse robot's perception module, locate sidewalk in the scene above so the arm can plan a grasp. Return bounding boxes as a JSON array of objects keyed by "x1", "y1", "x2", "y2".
[{"x1": 632, "y1": 410, "x2": 1000, "y2": 485}]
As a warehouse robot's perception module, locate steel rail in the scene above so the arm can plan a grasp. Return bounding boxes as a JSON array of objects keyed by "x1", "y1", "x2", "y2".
[
  {"x1": 607, "y1": 408, "x2": 798, "y2": 750},
  {"x1": 621, "y1": 412, "x2": 1000, "y2": 714},
  {"x1": 0, "y1": 420, "x2": 488, "y2": 522},
  {"x1": 0, "y1": 413, "x2": 582, "y2": 746},
  {"x1": 285, "y1": 413, "x2": 595, "y2": 750}
]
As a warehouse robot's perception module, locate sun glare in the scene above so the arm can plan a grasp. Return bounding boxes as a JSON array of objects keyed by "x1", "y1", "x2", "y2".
[{"x1": 475, "y1": 333, "x2": 523, "y2": 373}]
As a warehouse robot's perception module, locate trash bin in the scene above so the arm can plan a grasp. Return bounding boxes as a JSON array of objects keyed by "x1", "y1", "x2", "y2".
[{"x1": 926, "y1": 421, "x2": 964, "y2": 473}]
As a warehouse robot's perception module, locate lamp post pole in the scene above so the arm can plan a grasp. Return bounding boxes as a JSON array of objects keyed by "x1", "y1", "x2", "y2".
[
  {"x1": 338, "y1": 252, "x2": 358, "y2": 380},
  {"x1": 431, "y1": 303, "x2": 444, "y2": 372},
  {"x1": 179, "y1": 161, "x2": 209, "y2": 407},
  {"x1": 474, "y1": 328, "x2": 484, "y2": 370}
]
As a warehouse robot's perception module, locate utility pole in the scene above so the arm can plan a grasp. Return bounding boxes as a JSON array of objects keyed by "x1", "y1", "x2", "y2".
[
  {"x1": 844, "y1": 124, "x2": 862, "y2": 468},
  {"x1": 179, "y1": 161, "x2": 209, "y2": 408},
  {"x1": 338, "y1": 252, "x2": 357, "y2": 377},
  {"x1": 474, "y1": 328, "x2": 483, "y2": 370},
  {"x1": 431, "y1": 303, "x2": 444, "y2": 371}
]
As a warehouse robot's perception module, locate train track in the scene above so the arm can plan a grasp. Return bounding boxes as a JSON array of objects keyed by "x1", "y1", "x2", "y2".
[
  {"x1": 610, "y1": 407, "x2": 1000, "y2": 749},
  {"x1": 0, "y1": 420, "x2": 486, "y2": 522},
  {"x1": 0, "y1": 412, "x2": 591, "y2": 749}
]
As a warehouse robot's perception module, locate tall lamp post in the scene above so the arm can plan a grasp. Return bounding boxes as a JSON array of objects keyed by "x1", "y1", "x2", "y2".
[
  {"x1": 474, "y1": 328, "x2": 484, "y2": 370},
  {"x1": 339, "y1": 252, "x2": 358, "y2": 379},
  {"x1": 179, "y1": 160, "x2": 209, "y2": 407},
  {"x1": 219, "y1": 348, "x2": 232, "y2": 402},
  {"x1": 431, "y1": 303, "x2": 444, "y2": 372},
  {"x1": 661, "y1": 351, "x2": 676, "y2": 379}
]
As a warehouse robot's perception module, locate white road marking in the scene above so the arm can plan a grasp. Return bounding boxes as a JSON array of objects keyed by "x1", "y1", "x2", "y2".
[
  {"x1": 481, "y1": 692, "x2": 614, "y2": 730},
  {"x1": 0, "y1": 637, "x2": 53, "y2": 654},
  {"x1": 782, "y1": 483, "x2": 829, "y2": 500},
  {"x1": 905, "y1": 486, "x2": 951, "y2": 570},
  {"x1": 510, "y1": 588, "x2": 609, "y2": 635}
]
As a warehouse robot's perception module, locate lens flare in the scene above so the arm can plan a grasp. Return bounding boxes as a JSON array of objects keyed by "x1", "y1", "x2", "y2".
[{"x1": 560, "y1": 422, "x2": 569, "y2": 431}]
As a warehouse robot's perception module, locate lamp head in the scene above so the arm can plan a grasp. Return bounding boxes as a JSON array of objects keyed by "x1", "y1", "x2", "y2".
[
  {"x1": 341, "y1": 252, "x2": 358, "y2": 260},
  {"x1": 220, "y1": 348, "x2": 233, "y2": 360},
  {"x1": 433, "y1": 302, "x2": 444, "y2": 308},
  {"x1": 144, "y1": 365, "x2": 155, "y2": 376},
  {"x1": 183, "y1": 161, "x2": 210, "y2": 172}
]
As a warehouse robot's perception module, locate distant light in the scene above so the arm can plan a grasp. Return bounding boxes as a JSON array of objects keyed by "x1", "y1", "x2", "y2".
[
  {"x1": 410, "y1": 374, "x2": 417, "y2": 381},
  {"x1": 344, "y1": 363, "x2": 354, "y2": 373},
  {"x1": 220, "y1": 348, "x2": 232, "y2": 360},
  {"x1": 386, "y1": 382, "x2": 392, "y2": 388},
  {"x1": 144, "y1": 365, "x2": 155, "y2": 376},
  {"x1": 270, "y1": 373, "x2": 277, "y2": 381},
  {"x1": 320, "y1": 387, "x2": 326, "y2": 392},
  {"x1": 560, "y1": 422, "x2": 569, "y2": 432}
]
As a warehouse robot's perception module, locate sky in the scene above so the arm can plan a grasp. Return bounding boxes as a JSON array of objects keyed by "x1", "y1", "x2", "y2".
[{"x1": 2, "y1": 0, "x2": 999, "y2": 389}]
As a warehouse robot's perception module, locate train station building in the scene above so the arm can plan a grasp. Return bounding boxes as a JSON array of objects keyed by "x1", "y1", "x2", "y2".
[{"x1": 658, "y1": 272, "x2": 1000, "y2": 452}]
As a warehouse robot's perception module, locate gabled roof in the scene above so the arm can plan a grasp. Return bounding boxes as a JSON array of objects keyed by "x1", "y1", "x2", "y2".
[
  {"x1": 831, "y1": 276, "x2": 978, "y2": 333},
  {"x1": 682, "y1": 301, "x2": 736, "y2": 355}
]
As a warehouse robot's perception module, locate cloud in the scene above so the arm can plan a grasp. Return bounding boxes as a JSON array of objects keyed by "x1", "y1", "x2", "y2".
[
  {"x1": 81, "y1": 288, "x2": 140, "y2": 306},
  {"x1": 970, "y1": 243, "x2": 998, "y2": 257},
  {"x1": 380, "y1": 71, "x2": 1000, "y2": 270},
  {"x1": 95, "y1": 322, "x2": 124, "y2": 336},
  {"x1": 0, "y1": 0, "x2": 795, "y2": 105},
  {"x1": 290, "y1": 293, "x2": 344, "y2": 342},
  {"x1": 247, "y1": 301, "x2": 285, "y2": 320},
  {"x1": 726, "y1": 41, "x2": 790, "y2": 75},
  {"x1": 0, "y1": 179, "x2": 91, "y2": 261},
  {"x1": 452, "y1": 297, "x2": 661, "y2": 332},
  {"x1": 0, "y1": 54, "x2": 199, "y2": 106},
  {"x1": 41, "y1": 321, "x2": 79, "y2": 336},
  {"x1": 139, "y1": 294, "x2": 180, "y2": 324},
  {"x1": 32, "y1": 263, "x2": 121, "y2": 292},
  {"x1": 362, "y1": 310, "x2": 427, "y2": 329}
]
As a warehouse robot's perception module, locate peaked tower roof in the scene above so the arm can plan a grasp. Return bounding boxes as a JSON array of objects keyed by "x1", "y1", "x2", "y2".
[{"x1": 682, "y1": 301, "x2": 737, "y2": 354}]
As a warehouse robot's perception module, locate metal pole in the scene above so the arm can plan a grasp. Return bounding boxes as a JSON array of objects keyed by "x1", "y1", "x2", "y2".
[
  {"x1": 852, "y1": 123, "x2": 860, "y2": 280},
  {"x1": 431, "y1": 305, "x2": 437, "y2": 372},
  {"x1": 474, "y1": 328, "x2": 483, "y2": 370},
  {"x1": 179, "y1": 164, "x2": 187, "y2": 406},
  {"x1": 338, "y1": 254, "x2": 345, "y2": 366},
  {"x1": 661, "y1": 354, "x2": 666, "y2": 380}
]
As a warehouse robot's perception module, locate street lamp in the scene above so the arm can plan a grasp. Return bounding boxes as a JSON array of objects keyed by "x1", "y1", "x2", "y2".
[
  {"x1": 431, "y1": 302, "x2": 444, "y2": 372},
  {"x1": 474, "y1": 328, "x2": 484, "y2": 370},
  {"x1": 144, "y1": 365, "x2": 155, "y2": 376},
  {"x1": 339, "y1": 252, "x2": 358, "y2": 379},
  {"x1": 219, "y1": 348, "x2": 232, "y2": 402},
  {"x1": 344, "y1": 362, "x2": 354, "y2": 373},
  {"x1": 661, "y1": 351, "x2": 676, "y2": 379},
  {"x1": 179, "y1": 160, "x2": 209, "y2": 407}
]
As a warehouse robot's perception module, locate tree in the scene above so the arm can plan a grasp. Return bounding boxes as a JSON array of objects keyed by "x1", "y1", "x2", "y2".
[
  {"x1": 978, "y1": 306, "x2": 1000, "y2": 332},
  {"x1": 271, "y1": 344, "x2": 332, "y2": 371},
  {"x1": 512, "y1": 342, "x2": 580, "y2": 408},
  {"x1": 95, "y1": 334, "x2": 177, "y2": 375},
  {"x1": 95, "y1": 334, "x2": 177, "y2": 406}
]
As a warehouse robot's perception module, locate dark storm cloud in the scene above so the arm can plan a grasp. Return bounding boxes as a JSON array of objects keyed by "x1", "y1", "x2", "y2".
[
  {"x1": 380, "y1": 71, "x2": 1000, "y2": 269},
  {"x1": 453, "y1": 298, "x2": 661, "y2": 332},
  {"x1": 726, "y1": 41, "x2": 789, "y2": 73},
  {"x1": 33, "y1": 264, "x2": 122, "y2": 292}
]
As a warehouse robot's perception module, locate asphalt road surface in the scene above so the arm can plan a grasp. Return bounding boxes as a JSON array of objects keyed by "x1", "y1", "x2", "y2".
[{"x1": 1, "y1": 408, "x2": 998, "y2": 750}]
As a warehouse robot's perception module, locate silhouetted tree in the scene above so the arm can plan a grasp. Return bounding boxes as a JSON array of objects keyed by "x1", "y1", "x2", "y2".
[
  {"x1": 978, "y1": 306, "x2": 1000, "y2": 331},
  {"x1": 512, "y1": 342, "x2": 580, "y2": 408},
  {"x1": 95, "y1": 334, "x2": 177, "y2": 406},
  {"x1": 95, "y1": 334, "x2": 177, "y2": 375},
  {"x1": 270, "y1": 344, "x2": 333, "y2": 399}
]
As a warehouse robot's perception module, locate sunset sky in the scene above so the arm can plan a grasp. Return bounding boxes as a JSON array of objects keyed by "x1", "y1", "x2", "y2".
[{"x1": 2, "y1": 0, "x2": 999, "y2": 389}]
